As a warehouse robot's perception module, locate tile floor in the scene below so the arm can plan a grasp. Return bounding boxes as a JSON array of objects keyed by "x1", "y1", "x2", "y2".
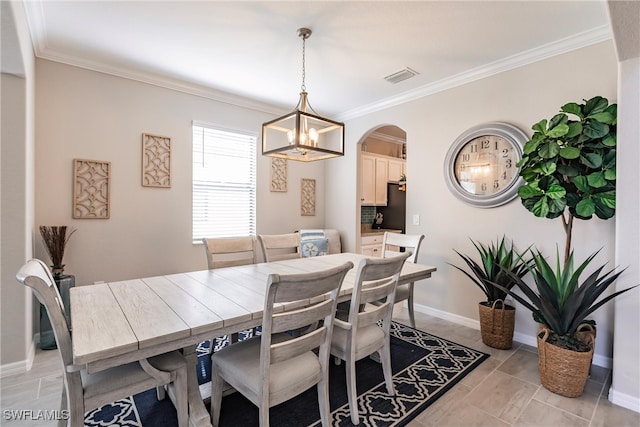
[{"x1": 1, "y1": 308, "x2": 638, "y2": 426}]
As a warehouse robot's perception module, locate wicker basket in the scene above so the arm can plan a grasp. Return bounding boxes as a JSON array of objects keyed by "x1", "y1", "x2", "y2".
[
  {"x1": 537, "y1": 328, "x2": 594, "y2": 397},
  {"x1": 478, "y1": 300, "x2": 515, "y2": 350}
]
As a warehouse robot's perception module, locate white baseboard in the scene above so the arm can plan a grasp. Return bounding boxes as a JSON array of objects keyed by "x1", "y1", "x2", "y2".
[
  {"x1": 609, "y1": 387, "x2": 640, "y2": 413},
  {"x1": 0, "y1": 335, "x2": 37, "y2": 378},
  {"x1": 412, "y1": 302, "x2": 611, "y2": 368}
]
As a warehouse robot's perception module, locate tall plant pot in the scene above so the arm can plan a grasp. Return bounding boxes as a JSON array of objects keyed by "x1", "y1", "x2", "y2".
[
  {"x1": 537, "y1": 328, "x2": 594, "y2": 397},
  {"x1": 478, "y1": 300, "x2": 515, "y2": 350}
]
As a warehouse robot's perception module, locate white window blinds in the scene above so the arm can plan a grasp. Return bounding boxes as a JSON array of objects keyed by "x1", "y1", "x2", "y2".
[{"x1": 192, "y1": 123, "x2": 256, "y2": 242}]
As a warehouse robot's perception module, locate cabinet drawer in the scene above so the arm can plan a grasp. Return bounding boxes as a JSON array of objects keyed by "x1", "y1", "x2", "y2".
[
  {"x1": 361, "y1": 244, "x2": 382, "y2": 258},
  {"x1": 361, "y1": 234, "x2": 384, "y2": 245}
]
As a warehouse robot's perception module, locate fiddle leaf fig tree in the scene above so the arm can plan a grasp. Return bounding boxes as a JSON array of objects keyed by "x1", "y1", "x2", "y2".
[{"x1": 516, "y1": 96, "x2": 617, "y2": 262}]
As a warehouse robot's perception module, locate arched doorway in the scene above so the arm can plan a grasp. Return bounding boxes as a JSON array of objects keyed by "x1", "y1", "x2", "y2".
[{"x1": 356, "y1": 125, "x2": 407, "y2": 255}]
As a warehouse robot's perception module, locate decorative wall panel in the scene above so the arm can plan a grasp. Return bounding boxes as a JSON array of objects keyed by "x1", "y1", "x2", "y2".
[
  {"x1": 142, "y1": 133, "x2": 171, "y2": 187},
  {"x1": 270, "y1": 158, "x2": 287, "y2": 192},
  {"x1": 301, "y1": 178, "x2": 316, "y2": 216},
  {"x1": 73, "y1": 159, "x2": 111, "y2": 219}
]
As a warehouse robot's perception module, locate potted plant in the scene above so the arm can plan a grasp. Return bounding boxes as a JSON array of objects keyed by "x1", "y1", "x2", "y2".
[
  {"x1": 450, "y1": 236, "x2": 533, "y2": 349},
  {"x1": 495, "y1": 248, "x2": 637, "y2": 397},
  {"x1": 516, "y1": 96, "x2": 616, "y2": 263},
  {"x1": 39, "y1": 225, "x2": 76, "y2": 277}
]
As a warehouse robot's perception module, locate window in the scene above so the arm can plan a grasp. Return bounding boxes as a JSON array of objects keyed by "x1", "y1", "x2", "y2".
[{"x1": 192, "y1": 122, "x2": 256, "y2": 242}]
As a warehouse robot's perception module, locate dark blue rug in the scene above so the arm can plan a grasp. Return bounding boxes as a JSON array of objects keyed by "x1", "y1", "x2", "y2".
[{"x1": 84, "y1": 322, "x2": 489, "y2": 427}]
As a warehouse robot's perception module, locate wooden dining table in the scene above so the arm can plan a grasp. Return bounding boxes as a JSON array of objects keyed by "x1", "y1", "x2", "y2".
[{"x1": 70, "y1": 252, "x2": 437, "y2": 427}]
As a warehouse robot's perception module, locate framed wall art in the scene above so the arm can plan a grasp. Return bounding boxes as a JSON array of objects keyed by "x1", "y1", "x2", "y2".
[
  {"x1": 73, "y1": 159, "x2": 111, "y2": 219},
  {"x1": 142, "y1": 133, "x2": 171, "y2": 188},
  {"x1": 301, "y1": 178, "x2": 316, "y2": 216},
  {"x1": 270, "y1": 158, "x2": 287, "y2": 192}
]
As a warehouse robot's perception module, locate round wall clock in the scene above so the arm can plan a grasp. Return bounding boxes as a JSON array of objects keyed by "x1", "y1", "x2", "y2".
[{"x1": 443, "y1": 122, "x2": 528, "y2": 208}]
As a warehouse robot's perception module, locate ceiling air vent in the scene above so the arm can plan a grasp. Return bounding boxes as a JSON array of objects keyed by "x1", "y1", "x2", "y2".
[{"x1": 384, "y1": 67, "x2": 419, "y2": 84}]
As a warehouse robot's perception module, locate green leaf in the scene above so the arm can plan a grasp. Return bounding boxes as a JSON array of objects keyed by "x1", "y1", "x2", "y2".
[
  {"x1": 532, "y1": 197, "x2": 550, "y2": 217},
  {"x1": 587, "y1": 172, "x2": 607, "y2": 188},
  {"x1": 583, "y1": 121, "x2": 609, "y2": 139},
  {"x1": 540, "y1": 141, "x2": 560, "y2": 159},
  {"x1": 602, "y1": 133, "x2": 616, "y2": 147},
  {"x1": 594, "y1": 202, "x2": 615, "y2": 219},
  {"x1": 589, "y1": 112, "x2": 615, "y2": 124},
  {"x1": 573, "y1": 176, "x2": 591, "y2": 193},
  {"x1": 547, "y1": 123, "x2": 569, "y2": 138},
  {"x1": 546, "y1": 184, "x2": 566, "y2": 200},
  {"x1": 604, "y1": 168, "x2": 616, "y2": 180},
  {"x1": 523, "y1": 140, "x2": 540, "y2": 155},
  {"x1": 561, "y1": 102, "x2": 582, "y2": 118},
  {"x1": 540, "y1": 161, "x2": 557, "y2": 175},
  {"x1": 532, "y1": 119, "x2": 547, "y2": 134},
  {"x1": 576, "y1": 198, "x2": 596, "y2": 217},
  {"x1": 548, "y1": 197, "x2": 567, "y2": 213},
  {"x1": 549, "y1": 113, "x2": 569, "y2": 130},
  {"x1": 565, "y1": 122, "x2": 583, "y2": 138},
  {"x1": 559, "y1": 147, "x2": 580, "y2": 159},
  {"x1": 593, "y1": 191, "x2": 616, "y2": 209},
  {"x1": 584, "y1": 96, "x2": 608, "y2": 116},
  {"x1": 518, "y1": 185, "x2": 543, "y2": 199},
  {"x1": 556, "y1": 164, "x2": 580, "y2": 177},
  {"x1": 581, "y1": 152, "x2": 603, "y2": 168}
]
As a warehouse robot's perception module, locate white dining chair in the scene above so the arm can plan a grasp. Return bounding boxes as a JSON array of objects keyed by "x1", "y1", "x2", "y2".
[
  {"x1": 210, "y1": 261, "x2": 354, "y2": 427},
  {"x1": 258, "y1": 233, "x2": 301, "y2": 262},
  {"x1": 16, "y1": 259, "x2": 188, "y2": 427},
  {"x1": 380, "y1": 232, "x2": 425, "y2": 328},
  {"x1": 202, "y1": 236, "x2": 257, "y2": 269},
  {"x1": 330, "y1": 252, "x2": 411, "y2": 425}
]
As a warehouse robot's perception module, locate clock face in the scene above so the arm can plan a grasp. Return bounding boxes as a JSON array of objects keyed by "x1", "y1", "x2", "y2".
[
  {"x1": 453, "y1": 134, "x2": 519, "y2": 196},
  {"x1": 444, "y1": 122, "x2": 528, "y2": 208}
]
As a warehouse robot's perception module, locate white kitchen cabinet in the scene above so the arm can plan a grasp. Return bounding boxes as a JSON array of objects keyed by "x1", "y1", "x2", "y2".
[
  {"x1": 361, "y1": 231, "x2": 401, "y2": 257},
  {"x1": 361, "y1": 153, "x2": 405, "y2": 206},
  {"x1": 361, "y1": 154, "x2": 389, "y2": 206}
]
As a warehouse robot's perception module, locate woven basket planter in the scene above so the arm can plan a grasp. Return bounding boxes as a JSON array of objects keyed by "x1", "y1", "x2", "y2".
[
  {"x1": 537, "y1": 328, "x2": 595, "y2": 397},
  {"x1": 478, "y1": 300, "x2": 515, "y2": 350}
]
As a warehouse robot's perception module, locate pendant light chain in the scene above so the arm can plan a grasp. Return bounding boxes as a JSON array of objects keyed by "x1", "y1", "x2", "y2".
[{"x1": 300, "y1": 33, "x2": 306, "y2": 92}]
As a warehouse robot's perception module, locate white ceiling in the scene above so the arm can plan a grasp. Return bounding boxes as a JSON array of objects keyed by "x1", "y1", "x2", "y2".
[{"x1": 22, "y1": 1, "x2": 612, "y2": 119}]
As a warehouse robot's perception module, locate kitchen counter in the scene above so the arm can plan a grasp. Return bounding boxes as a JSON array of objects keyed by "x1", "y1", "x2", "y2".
[{"x1": 361, "y1": 228, "x2": 402, "y2": 236}]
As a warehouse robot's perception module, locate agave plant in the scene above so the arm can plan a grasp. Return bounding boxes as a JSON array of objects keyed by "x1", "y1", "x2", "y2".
[
  {"x1": 450, "y1": 236, "x2": 533, "y2": 305},
  {"x1": 496, "y1": 248, "x2": 637, "y2": 350}
]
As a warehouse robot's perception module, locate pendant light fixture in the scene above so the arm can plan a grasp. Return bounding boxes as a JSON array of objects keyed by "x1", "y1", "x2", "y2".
[{"x1": 262, "y1": 28, "x2": 345, "y2": 161}]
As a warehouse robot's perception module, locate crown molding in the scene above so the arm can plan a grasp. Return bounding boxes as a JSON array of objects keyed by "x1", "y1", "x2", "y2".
[{"x1": 337, "y1": 25, "x2": 612, "y2": 121}]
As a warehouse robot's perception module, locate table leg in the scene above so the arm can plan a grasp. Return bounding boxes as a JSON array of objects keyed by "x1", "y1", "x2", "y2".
[{"x1": 183, "y1": 344, "x2": 212, "y2": 427}]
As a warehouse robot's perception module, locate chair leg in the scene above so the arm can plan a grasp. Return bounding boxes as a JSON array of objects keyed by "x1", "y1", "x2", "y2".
[
  {"x1": 346, "y1": 358, "x2": 360, "y2": 425},
  {"x1": 317, "y1": 375, "x2": 331, "y2": 427},
  {"x1": 381, "y1": 339, "x2": 395, "y2": 396},
  {"x1": 407, "y1": 283, "x2": 416, "y2": 329},
  {"x1": 210, "y1": 364, "x2": 225, "y2": 427},
  {"x1": 57, "y1": 387, "x2": 67, "y2": 427}
]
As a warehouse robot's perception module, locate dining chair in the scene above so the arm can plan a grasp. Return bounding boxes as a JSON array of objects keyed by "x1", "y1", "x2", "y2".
[
  {"x1": 380, "y1": 232, "x2": 425, "y2": 328},
  {"x1": 258, "y1": 232, "x2": 301, "y2": 262},
  {"x1": 331, "y1": 251, "x2": 411, "y2": 425},
  {"x1": 210, "y1": 261, "x2": 354, "y2": 427},
  {"x1": 202, "y1": 236, "x2": 257, "y2": 269},
  {"x1": 16, "y1": 259, "x2": 188, "y2": 427},
  {"x1": 202, "y1": 236, "x2": 258, "y2": 344}
]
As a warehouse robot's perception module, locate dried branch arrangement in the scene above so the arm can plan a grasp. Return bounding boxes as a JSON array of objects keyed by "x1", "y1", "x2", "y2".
[{"x1": 39, "y1": 226, "x2": 76, "y2": 274}]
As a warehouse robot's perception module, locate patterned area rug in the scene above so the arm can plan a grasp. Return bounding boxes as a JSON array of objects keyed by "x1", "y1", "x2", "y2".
[{"x1": 84, "y1": 322, "x2": 488, "y2": 427}]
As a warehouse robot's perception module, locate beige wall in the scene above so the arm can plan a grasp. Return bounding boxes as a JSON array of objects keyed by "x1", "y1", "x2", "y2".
[
  {"x1": 34, "y1": 59, "x2": 327, "y2": 286},
  {"x1": 328, "y1": 41, "x2": 622, "y2": 366},
  {"x1": 1, "y1": 1, "x2": 36, "y2": 370}
]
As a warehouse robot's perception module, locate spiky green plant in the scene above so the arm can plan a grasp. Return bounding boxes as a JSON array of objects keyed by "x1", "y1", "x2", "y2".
[
  {"x1": 495, "y1": 248, "x2": 637, "y2": 350},
  {"x1": 450, "y1": 236, "x2": 533, "y2": 305}
]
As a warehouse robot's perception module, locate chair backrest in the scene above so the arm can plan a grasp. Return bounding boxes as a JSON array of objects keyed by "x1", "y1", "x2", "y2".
[
  {"x1": 16, "y1": 259, "x2": 76, "y2": 376},
  {"x1": 347, "y1": 252, "x2": 411, "y2": 330},
  {"x1": 259, "y1": 261, "x2": 354, "y2": 390},
  {"x1": 381, "y1": 232, "x2": 424, "y2": 264},
  {"x1": 202, "y1": 236, "x2": 256, "y2": 269},
  {"x1": 258, "y1": 233, "x2": 301, "y2": 262}
]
